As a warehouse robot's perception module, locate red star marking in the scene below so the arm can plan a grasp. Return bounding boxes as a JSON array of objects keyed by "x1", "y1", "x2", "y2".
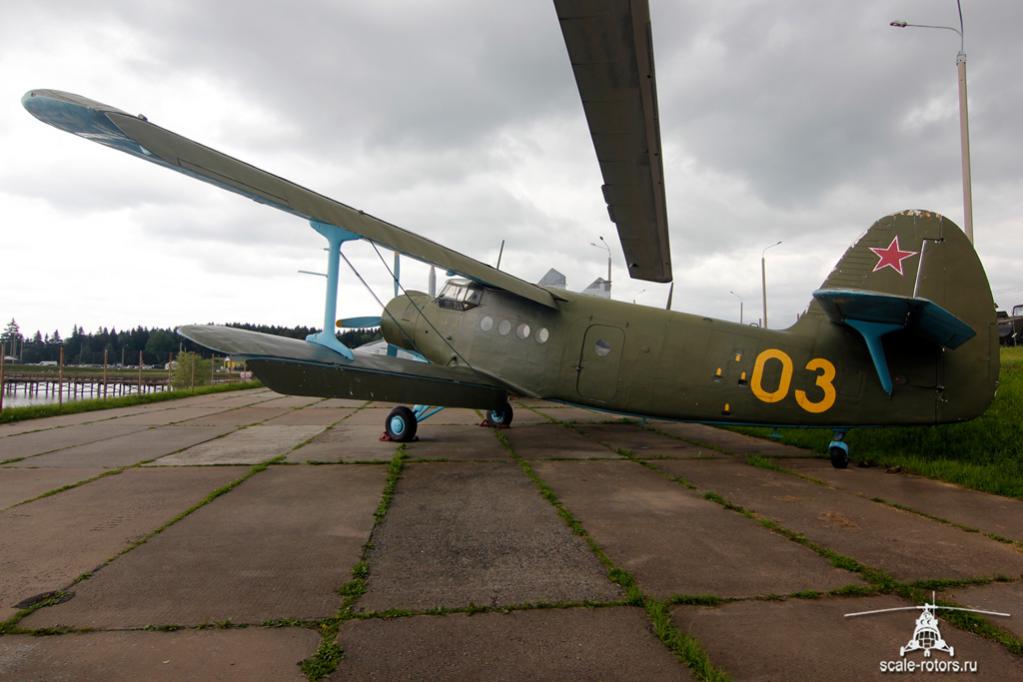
[{"x1": 869, "y1": 236, "x2": 918, "y2": 276}]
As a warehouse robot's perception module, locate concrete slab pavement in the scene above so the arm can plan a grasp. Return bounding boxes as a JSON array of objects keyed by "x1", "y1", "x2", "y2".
[
  {"x1": 0, "y1": 628, "x2": 318, "y2": 682},
  {"x1": 672, "y1": 595, "x2": 1023, "y2": 680},
  {"x1": 332, "y1": 607, "x2": 690, "y2": 681},
  {"x1": 285, "y1": 422, "x2": 398, "y2": 463},
  {"x1": 651, "y1": 422, "x2": 815, "y2": 457},
  {"x1": 505, "y1": 422, "x2": 621, "y2": 459},
  {"x1": 174, "y1": 405, "x2": 294, "y2": 427},
  {"x1": 506, "y1": 405, "x2": 559, "y2": 424},
  {"x1": 0, "y1": 467, "x2": 244, "y2": 622},
  {"x1": 533, "y1": 405, "x2": 623, "y2": 423},
  {"x1": 3, "y1": 396, "x2": 1022, "y2": 678},
  {"x1": 7, "y1": 425, "x2": 237, "y2": 468},
  {"x1": 316, "y1": 398, "x2": 369, "y2": 408},
  {"x1": 777, "y1": 457, "x2": 1023, "y2": 543},
  {"x1": 152, "y1": 424, "x2": 326, "y2": 465},
  {"x1": 655, "y1": 458, "x2": 1023, "y2": 582},
  {"x1": 573, "y1": 424, "x2": 714, "y2": 458},
  {"x1": 948, "y1": 581, "x2": 1023, "y2": 639},
  {"x1": 358, "y1": 462, "x2": 620, "y2": 612},
  {"x1": 0, "y1": 467, "x2": 104, "y2": 509},
  {"x1": 402, "y1": 424, "x2": 510, "y2": 461},
  {"x1": 25, "y1": 466, "x2": 385, "y2": 628},
  {"x1": 262, "y1": 407, "x2": 353, "y2": 426},
  {"x1": 534, "y1": 460, "x2": 861, "y2": 599},
  {"x1": 0, "y1": 422, "x2": 148, "y2": 462}
]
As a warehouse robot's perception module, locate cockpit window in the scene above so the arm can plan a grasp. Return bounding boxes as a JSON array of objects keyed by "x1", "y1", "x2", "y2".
[{"x1": 437, "y1": 280, "x2": 484, "y2": 311}]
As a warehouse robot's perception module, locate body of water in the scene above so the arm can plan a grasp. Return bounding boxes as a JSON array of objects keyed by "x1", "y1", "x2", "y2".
[{"x1": 1, "y1": 381, "x2": 171, "y2": 408}]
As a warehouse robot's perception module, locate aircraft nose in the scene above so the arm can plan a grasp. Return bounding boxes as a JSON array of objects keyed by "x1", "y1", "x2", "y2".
[{"x1": 382, "y1": 293, "x2": 428, "y2": 351}]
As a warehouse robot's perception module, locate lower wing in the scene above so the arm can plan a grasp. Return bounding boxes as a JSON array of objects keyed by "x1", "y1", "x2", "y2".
[{"x1": 178, "y1": 325, "x2": 510, "y2": 409}]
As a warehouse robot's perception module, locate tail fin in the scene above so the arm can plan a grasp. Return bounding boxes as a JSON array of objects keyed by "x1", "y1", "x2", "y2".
[{"x1": 799, "y1": 210, "x2": 997, "y2": 420}]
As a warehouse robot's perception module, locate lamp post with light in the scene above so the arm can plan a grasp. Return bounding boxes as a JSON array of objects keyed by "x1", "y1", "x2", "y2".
[
  {"x1": 761, "y1": 241, "x2": 782, "y2": 329},
  {"x1": 729, "y1": 290, "x2": 744, "y2": 325},
  {"x1": 890, "y1": 1, "x2": 973, "y2": 244},
  {"x1": 590, "y1": 236, "x2": 612, "y2": 297}
]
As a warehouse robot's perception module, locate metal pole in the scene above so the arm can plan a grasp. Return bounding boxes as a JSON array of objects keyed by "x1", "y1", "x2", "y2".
[
  {"x1": 957, "y1": 52, "x2": 973, "y2": 243},
  {"x1": 729, "y1": 290, "x2": 743, "y2": 325},
  {"x1": 590, "y1": 237, "x2": 612, "y2": 297},
  {"x1": 761, "y1": 257, "x2": 768, "y2": 329},
  {"x1": 890, "y1": 6, "x2": 972, "y2": 242},
  {"x1": 0, "y1": 351, "x2": 5, "y2": 414},
  {"x1": 138, "y1": 350, "x2": 143, "y2": 394},
  {"x1": 103, "y1": 349, "x2": 108, "y2": 399},
  {"x1": 761, "y1": 241, "x2": 782, "y2": 329},
  {"x1": 58, "y1": 345, "x2": 64, "y2": 406}
]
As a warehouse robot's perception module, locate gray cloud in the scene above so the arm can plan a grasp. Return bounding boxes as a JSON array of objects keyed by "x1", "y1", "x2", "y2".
[{"x1": 3, "y1": 0, "x2": 1022, "y2": 336}]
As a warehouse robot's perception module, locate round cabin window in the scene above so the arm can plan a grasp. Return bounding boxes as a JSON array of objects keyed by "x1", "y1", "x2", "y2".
[
  {"x1": 537, "y1": 328, "x2": 550, "y2": 344},
  {"x1": 595, "y1": 338, "x2": 612, "y2": 357},
  {"x1": 480, "y1": 316, "x2": 494, "y2": 332},
  {"x1": 516, "y1": 323, "x2": 531, "y2": 339},
  {"x1": 498, "y1": 320, "x2": 512, "y2": 336}
]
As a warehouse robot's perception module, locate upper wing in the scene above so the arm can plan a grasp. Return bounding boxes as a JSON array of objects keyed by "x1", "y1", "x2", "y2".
[
  {"x1": 22, "y1": 90, "x2": 557, "y2": 309},
  {"x1": 178, "y1": 325, "x2": 511, "y2": 409},
  {"x1": 555, "y1": 0, "x2": 672, "y2": 283}
]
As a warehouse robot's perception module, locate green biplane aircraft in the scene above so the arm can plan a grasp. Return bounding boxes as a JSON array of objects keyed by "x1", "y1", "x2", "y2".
[{"x1": 23, "y1": 0, "x2": 997, "y2": 468}]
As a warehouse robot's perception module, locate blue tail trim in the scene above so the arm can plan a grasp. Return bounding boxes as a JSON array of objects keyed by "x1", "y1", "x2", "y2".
[{"x1": 813, "y1": 288, "x2": 976, "y2": 395}]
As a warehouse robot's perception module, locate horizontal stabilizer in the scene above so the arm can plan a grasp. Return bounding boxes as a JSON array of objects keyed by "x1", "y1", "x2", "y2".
[
  {"x1": 813, "y1": 289, "x2": 976, "y2": 395},
  {"x1": 813, "y1": 289, "x2": 975, "y2": 349},
  {"x1": 177, "y1": 325, "x2": 508, "y2": 409}
]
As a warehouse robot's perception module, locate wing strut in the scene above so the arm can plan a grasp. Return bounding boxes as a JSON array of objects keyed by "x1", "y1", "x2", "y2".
[{"x1": 307, "y1": 220, "x2": 360, "y2": 359}]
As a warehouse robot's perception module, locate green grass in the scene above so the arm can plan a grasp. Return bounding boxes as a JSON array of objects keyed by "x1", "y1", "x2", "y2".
[
  {"x1": 0, "y1": 381, "x2": 262, "y2": 424},
  {"x1": 735, "y1": 347, "x2": 1023, "y2": 498}
]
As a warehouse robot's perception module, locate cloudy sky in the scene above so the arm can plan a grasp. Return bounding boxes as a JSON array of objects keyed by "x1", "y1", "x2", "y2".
[{"x1": 2, "y1": 0, "x2": 1021, "y2": 339}]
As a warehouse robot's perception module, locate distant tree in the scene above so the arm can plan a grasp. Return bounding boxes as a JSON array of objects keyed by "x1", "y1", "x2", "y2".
[
  {"x1": 2, "y1": 319, "x2": 22, "y2": 357},
  {"x1": 171, "y1": 351, "x2": 211, "y2": 389},
  {"x1": 145, "y1": 329, "x2": 177, "y2": 365}
]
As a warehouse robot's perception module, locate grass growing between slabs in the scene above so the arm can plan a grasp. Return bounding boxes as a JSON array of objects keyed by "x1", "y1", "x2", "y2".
[
  {"x1": 0, "y1": 381, "x2": 262, "y2": 424},
  {"x1": 735, "y1": 347, "x2": 1023, "y2": 499}
]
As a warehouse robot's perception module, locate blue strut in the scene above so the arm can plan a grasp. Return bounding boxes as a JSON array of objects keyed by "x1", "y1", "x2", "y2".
[{"x1": 306, "y1": 220, "x2": 361, "y2": 360}]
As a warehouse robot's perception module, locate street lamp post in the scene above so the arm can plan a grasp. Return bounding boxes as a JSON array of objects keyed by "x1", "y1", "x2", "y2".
[
  {"x1": 729, "y1": 290, "x2": 744, "y2": 325},
  {"x1": 761, "y1": 241, "x2": 782, "y2": 329},
  {"x1": 590, "y1": 236, "x2": 612, "y2": 297},
  {"x1": 891, "y1": 1, "x2": 973, "y2": 243}
]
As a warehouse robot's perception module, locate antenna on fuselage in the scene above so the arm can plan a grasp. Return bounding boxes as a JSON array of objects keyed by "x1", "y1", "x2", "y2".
[
  {"x1": 496, "y1": 239, "x2": 506, "y2": 270},
  {"x1": 429, "y1": 266, "x2": 437, "y2": 297},
  {"x1": 666, "y1": 282, "x2": 674, "y2": 310}
]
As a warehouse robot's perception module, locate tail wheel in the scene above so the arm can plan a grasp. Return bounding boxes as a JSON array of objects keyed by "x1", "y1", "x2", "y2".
[
  {"x1": 385, "y1": 406, "x2": 418, "y2": 442},
  {"x1": 484, "y1": 401, "x2": 514, "y2": 428},
  {"x1": 829, "y1": 445, "x2": 849, "y2": 469}
]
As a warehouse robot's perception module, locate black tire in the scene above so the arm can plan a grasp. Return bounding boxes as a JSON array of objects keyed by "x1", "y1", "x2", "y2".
[
  {"x1": 485, "y1": 401, "x2": 514, "y2": 427},
  {"x1": 829, "y1": 445, "x2": 849, "y2": 469},
  {"x1": 385, "y1": 406, "x2": 418, "y2": 442}
]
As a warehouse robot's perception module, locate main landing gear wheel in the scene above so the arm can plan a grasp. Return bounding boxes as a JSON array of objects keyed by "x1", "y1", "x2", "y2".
[
  {"x1": 829, "y1": 443, "x2": 849, "y2": 469},
  {"x1": 384, "y1": 406, "x2": 418, "y2": 442},
  {"x1": 482, "y1": 401, "x2": 514, "y2": 428}
]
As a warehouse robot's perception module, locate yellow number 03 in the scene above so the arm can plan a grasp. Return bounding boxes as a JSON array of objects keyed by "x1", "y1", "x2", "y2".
[{"x1": 750, "y1": 349, "x2": 836, "y2": 413}]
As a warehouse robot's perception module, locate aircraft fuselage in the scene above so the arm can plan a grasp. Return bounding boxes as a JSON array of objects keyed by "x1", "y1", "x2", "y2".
[{"x1": 383, "y1": 282, "x2": 994, "y2": 428}]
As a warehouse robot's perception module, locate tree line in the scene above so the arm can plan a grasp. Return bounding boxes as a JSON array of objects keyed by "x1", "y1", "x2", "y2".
[{"x1": 0, "y1": 319, "x2": 381, "y2": 366}]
